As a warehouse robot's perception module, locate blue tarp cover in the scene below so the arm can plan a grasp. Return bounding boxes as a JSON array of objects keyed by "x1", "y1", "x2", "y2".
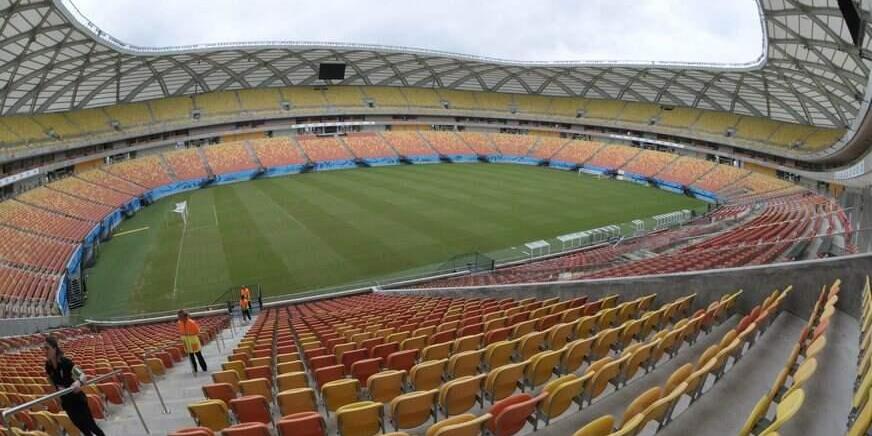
[
  {"x1": 214, "y1": 169, "x2": 259, "y2": 185},
  {"x1": 363, "y1": 157, "x2": 400, "y2": 166},
  {"x1": 147, "y1": 178, "x2": 208, "y2": 201},
  {"x1": 314, "y1": 160, "x2": 357, "y2": 171},
  {"x1": 548, "y1": 160, "x2": 577, "y2": 170},
  {"x1": 489, "y1": 156, "x2": 540, "y2": 165},
  {"x1": 264, "y1": 164, "x2": 305, "y2": 178},
  {"x1": 447, "y1": 155, "x2": 478, "y2": 162},
  {"x1": 407, "y1": 155, "x2": 440, "y2": 163}
]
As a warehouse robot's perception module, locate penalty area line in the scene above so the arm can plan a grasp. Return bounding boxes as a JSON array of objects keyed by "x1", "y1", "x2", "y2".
[{"x1": 112, "y1": 226, "x2": 149, "y2": 237}]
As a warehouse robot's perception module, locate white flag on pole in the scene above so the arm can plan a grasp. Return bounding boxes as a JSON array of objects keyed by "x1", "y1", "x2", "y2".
[{"x1": 173, "y1": 201, "x2": 188, "y2": 225}]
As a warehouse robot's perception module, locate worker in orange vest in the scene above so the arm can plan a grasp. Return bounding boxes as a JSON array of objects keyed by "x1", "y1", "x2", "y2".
[
  {"x1": 240, "y1": 286, "x2": 251, "y2": 301},
  {"x1": 240, "y1": 295, "x2": 252, "y2": 322},
  {"x1": 177, "y1": 309, "x2": 207, "y2": 374}
]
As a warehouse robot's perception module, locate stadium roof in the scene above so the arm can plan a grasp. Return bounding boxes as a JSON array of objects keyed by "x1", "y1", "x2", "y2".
[{"x1": 0, "y1": 0, "x2": 869, "y2": 131}]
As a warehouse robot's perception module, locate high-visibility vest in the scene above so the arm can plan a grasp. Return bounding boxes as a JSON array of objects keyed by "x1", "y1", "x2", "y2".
[
  {"x1": 178, "y1": 319, "x2": 202, "y2": 353},
  {"x1": 241, "y1": 287, "x2": 251, "y2": 300}
]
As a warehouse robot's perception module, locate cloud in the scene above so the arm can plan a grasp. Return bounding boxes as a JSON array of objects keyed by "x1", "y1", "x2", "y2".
[{"x1": 68, "y1": 0, "x2": 763, "y2": 64}]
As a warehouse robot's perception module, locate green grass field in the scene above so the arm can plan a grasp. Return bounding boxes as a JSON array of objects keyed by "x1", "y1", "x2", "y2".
[{"x1": 80, "y1": 164, "x2": 704, "y2": 318}]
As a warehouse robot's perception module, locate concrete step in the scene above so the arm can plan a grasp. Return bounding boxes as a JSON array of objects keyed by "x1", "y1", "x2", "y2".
[{"x1": 98, "y1": 318, "x2": 253, "y2": 435}]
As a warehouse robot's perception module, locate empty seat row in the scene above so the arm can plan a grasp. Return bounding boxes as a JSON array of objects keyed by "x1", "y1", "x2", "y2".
[
  {"x1": 740, "y1": 282, "x2": 837, "y2": 435},
  {"x1": 342, "y1": 134, "x2": 397, "y2": 160},
  {"x1": 204, "y1": 142, "x2": 259, "y2": 175},
  {"x1": 381, "y1": 132, "x2": 437, "y2": 157},
  {"x1": 456, "y1": 132, "x2": 498, "y2": 155},
  {"x1": 297, "y1": 136, "x2": 355, "y2": 163},
  {"x1": 574, "y1": 286, "x2": 788, "y2": 436},
  {"x1": 249, "y1": 137, "x2": 308, "y2": 167},
  {"x1": 49, "y1": 176, "x2": 133, "y2": 208},
  {"x1": 164, "y1": 148, "x2": 210, "y2": 180},
  {"x1": 181, "y1": 290, "x2": 741, "y2": 435},
  {"x1": 849, "y1": 277, "x2": 872, "y2": 436}
]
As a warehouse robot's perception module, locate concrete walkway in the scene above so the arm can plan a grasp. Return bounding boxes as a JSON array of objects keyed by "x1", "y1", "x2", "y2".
[{"x1": 99, "y1": 317, "x2": 252, "y2": 435}]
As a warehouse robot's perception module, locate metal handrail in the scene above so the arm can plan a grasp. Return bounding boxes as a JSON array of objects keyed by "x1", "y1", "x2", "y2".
[
  {"x1": 141, "y1": 350, "x2": 170, "y2": 415},
  {"x1": 0, "y1": 369, "x2": 144, "y2": 435}
]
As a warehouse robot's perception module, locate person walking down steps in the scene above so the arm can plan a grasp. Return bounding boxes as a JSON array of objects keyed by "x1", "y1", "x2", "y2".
[
  {"x1": 44, "y1": 335, "x2": 106, "y2": 436},
  {"x1": 241, "y1": 295, "x2": 252, "y2": 323},
  {"x1": 177, "y1": 309, "x2": 207, "y2": 374}
]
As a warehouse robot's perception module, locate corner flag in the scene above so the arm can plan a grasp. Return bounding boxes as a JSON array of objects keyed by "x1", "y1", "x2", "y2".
[{"x1": 173, "y1": 201, "x2": 188, "y2": 225}]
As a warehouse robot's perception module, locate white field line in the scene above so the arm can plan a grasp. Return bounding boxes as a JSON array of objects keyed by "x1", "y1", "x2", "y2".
[{"x1": 172, "y1": 214, "x2": 188, "y2": 297}]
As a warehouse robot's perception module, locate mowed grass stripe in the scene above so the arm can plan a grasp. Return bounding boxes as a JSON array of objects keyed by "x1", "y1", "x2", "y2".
[
  {"x1": 80, "y1": 164, "x2": 704, "y2": 318},
  {"x1": 302, "y1": 169, "x2": 491, "y2": 258},
  {"x1": 328, "y1": 168, "x2": 520, "y2": 246},
  {"x1": 212, "y1": 184, "x2": 292, "y2": 294}
]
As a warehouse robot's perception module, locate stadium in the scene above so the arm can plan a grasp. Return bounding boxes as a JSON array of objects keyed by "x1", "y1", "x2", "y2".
[{"x1": 0, "y1": 0, "x2": 870, "y2": 434}]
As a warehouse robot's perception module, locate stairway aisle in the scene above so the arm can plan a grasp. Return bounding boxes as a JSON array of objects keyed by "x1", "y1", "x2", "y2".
[{"x1": 100, "y1": 316, "x2": 253, "y2": 435}]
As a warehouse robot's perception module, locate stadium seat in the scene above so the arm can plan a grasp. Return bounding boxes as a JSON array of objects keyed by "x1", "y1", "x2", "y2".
[
  {"x1": 169, "y1": 427, "x2": 215, "y2": 436},
  {"x1": 484, "y1": 361, "x2": 528, "y2": 404},
  {"x1": 537, "y1": 375, "x2": 585, "y2": 425},
  {"x1": 321, "y1": 378, "x2": 360, "y2": 414},
  {"x1": 386, "y1": 349, "x2": 419, "y2": 372},
  {"x1": 438, "y1": 374, "x2": 486, "y2": 418},
  {"x1": 239, "y1": 378, "x2": 271, "y2": 400},
  {"x1": 336, "y1": 401, "x2": 384, "y2": 436},
  {"x1": 447, "y1": 350, "x2": 484, "y2": 379},
  {"x1": 389, "y1": 389, "x2": 439, "y2": 431},
  {"x1": 487, "y1": 392, "x2": 547, "y2": 435},
  {"x1": 367, "y1": 370, "x2": 406, "y2": 403},
  {"x1": 188, "y1": 400, "x2": 231, "y2": 432},
  {"x1": 276, "y1": 372, "x2": 308, "y2": 391},
  {"x1": 229, "y1": 395, "x2": 272, "y2": 425},
  {"x1": 572, "y1": 415, "x2": 615, "y2": 436},
  {"x1": 639, "y1": 382, "x2": 686, "y2": 431},
  {"x1": 409, "y1": 359, "x2": 448, "y2": 391},
  {"x1": 425, "y1": 413, "x2": 491, "y2": 436},
  {"x1": 758, "y1": 389, "x2": 805, "y2": 435},
  {"x1": 212, "y1": 371, "x2": 241, "y2": 392},
  {"x1": 202, "y1": 383, "x2": 236, "y2": 407},
  {"x1": 525, "y1": 350, "x2": 562, "y2": 389},
  {"x1": 277, "y1": 412, "x2": 326, "y2": 436},
  {"x1": 221, "y1": 422, "x2": 270, "y2": 436},
  {"x1": 277, "y1": 388, "x2": 317, "y2": 416}
]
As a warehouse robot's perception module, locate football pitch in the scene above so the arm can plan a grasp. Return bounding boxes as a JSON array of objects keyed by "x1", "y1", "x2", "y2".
[{"x1": 80, "y1": 163, "x2": 705, "y2": 318}]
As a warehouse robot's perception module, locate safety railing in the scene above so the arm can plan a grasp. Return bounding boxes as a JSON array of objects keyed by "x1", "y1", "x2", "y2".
[{"x1": 0, "y1": 369, "x2": 150, "y2": 435}]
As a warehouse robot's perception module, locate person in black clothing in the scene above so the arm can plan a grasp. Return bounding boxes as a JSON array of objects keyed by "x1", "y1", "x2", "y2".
[{"x1": 44, "y1": 335, "x2": 105, "y2": 436}]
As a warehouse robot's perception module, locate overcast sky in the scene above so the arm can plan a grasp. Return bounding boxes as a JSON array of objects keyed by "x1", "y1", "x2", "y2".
[{"x1": 68, "y1": 0, "x2": 763, "y2": 64}]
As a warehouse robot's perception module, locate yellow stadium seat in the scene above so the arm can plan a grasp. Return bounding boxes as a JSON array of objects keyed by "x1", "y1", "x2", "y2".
[
  {"x1": 277, "y1": 387, "x2": 317, "y2": 416},
  {"x1": 367, "y1": 370, "x2": 406, "y2": 403},
  {"x1": 484, "y1": 361, "x2": 528, "y2": 403},
  {"x1": 758, "y1": 389, "x2": 805, "y2": 435},
  {"x1": 276, "y1": 371, "x2": 308, "y2": 391},
  {"x1": 572, "y1": 415, "x2": 615, "y2": 436},
  {"x1": 538, "y1": 374, "x2": 585, "y2": 425},
  {"x1": 425, "y1": 412, "x2": 491, "y2": 436},
  {"x1": 484, "y1": 340, "x2": 517, "y2": 371},
  {"x1": 438, "y1": 374, "x2": 486, "y2": 418},
  {"x1": 336, "y1": 400, "x2": 384, "y2": 436},
  {"x1": 409, "y1": 359, "x2": 448, "y2": 391},
  {"x1": 447, "y1": 349, "x2": 484, "y2": 379},
  {"x1": 525, "y1": 349, "x2": 562, "y2": 389},
  {"x1": 239, "y1": 378, "x2": 271, "y2": 400},
  {"x1": 322, "y1": 378, "x2": 360, "y2": 414},
  {"x1": 187, "y1": 399, "x2": 231, "y2": 432},
  {"x1": 389, "y1": 389, "x2": 439, "y2": 431}
]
